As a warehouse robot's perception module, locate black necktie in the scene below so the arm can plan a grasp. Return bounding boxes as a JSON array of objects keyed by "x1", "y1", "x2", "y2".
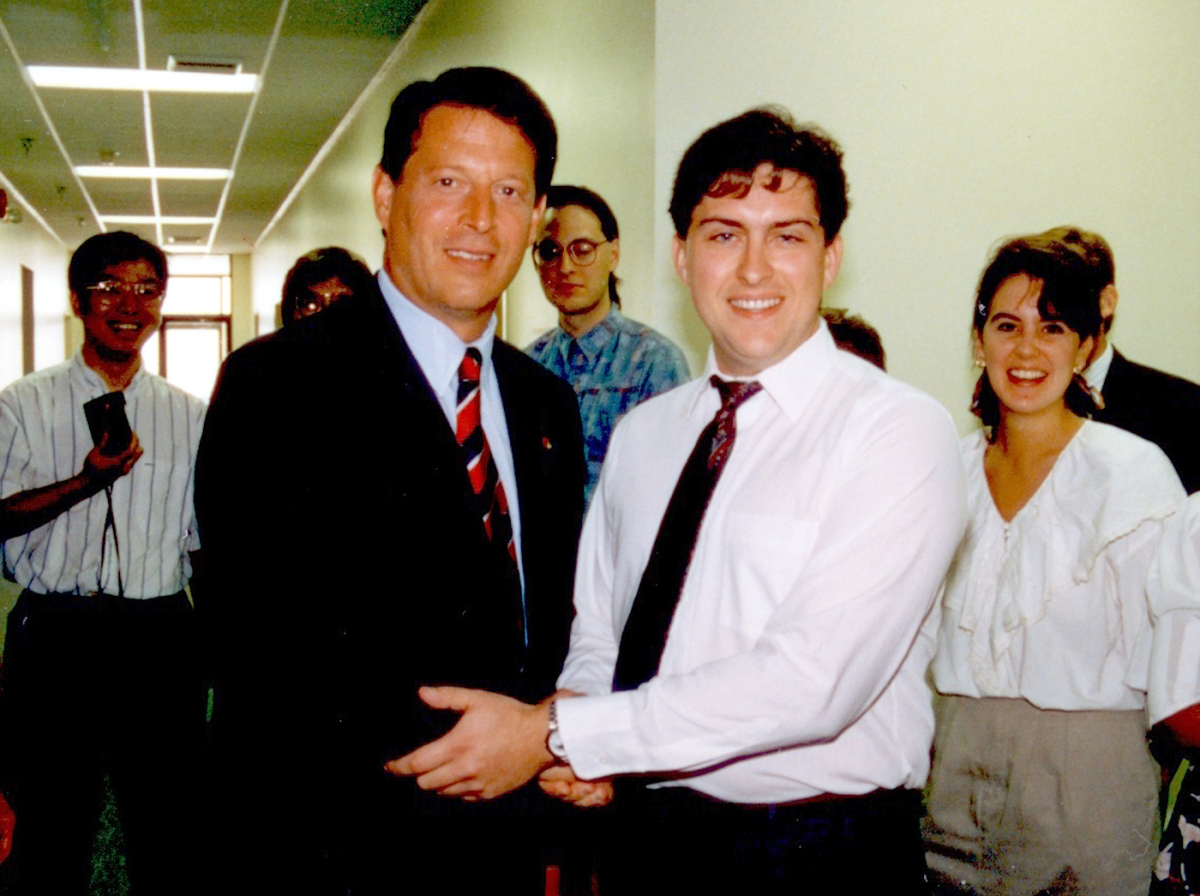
[{"x1": 612, "y1": 376, "x2": 763, "y2": 691}]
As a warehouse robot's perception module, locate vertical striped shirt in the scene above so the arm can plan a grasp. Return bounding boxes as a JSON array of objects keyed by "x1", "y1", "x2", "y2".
[{"x1": 0, "y1": 353, "x2": 206, "y2": 598}]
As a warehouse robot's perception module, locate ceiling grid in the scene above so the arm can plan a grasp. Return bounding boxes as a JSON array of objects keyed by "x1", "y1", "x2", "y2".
[{"x1": 0, "y1": 0, "x2": 424, "y2": 254}]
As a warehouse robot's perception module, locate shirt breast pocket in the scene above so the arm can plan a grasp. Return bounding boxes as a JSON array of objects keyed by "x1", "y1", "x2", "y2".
[{"x1": 720, "y1": 512, "x2": 819, "y2": 628}]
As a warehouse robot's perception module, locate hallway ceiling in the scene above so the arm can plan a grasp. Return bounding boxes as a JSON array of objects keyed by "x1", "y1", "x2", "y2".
[{"x1": 0, "y1": 0, "x2": 423, "y2": 254}]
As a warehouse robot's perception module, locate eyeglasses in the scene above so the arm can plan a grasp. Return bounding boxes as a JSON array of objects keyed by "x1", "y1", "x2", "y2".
[
  {"x1": 87, "y1": 280, "x2": 164, "y2": 309},
  {"x1": 533, "y1": 237, "x2": 610, "y2": 268}
]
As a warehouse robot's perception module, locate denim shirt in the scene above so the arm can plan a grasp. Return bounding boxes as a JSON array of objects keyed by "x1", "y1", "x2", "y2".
[{"x1": 527, "y1": 308, "x2": 690, "y2": 505}]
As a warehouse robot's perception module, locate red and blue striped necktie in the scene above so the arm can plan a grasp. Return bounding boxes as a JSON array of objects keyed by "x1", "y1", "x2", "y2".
[{"x1": 456, "y1": 348, "x2": 517, "y2": 566}]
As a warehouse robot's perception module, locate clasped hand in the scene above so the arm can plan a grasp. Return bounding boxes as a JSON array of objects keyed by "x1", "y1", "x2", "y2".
[
  {"x1": 384, "y1": 687, "x2": 613, "y2": 808},
  {"x1": 384, "y1": 687, "x2": 554, "y2": 801}
]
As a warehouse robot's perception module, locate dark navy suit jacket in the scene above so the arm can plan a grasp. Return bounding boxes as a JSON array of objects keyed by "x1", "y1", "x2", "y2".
[
  {"x1": 1094, "y1": 350, "x2": 1200, "y2": 494},
  {"x1": 195, "y1": 284, "x2": 585, "y2": 891}
]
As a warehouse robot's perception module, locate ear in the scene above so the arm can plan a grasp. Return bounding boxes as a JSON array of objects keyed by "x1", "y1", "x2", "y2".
[
  {"x1": 972, "y1": 329, "x2": 985, "y2": 367},
  {"x1": 822, "y1": 234, "x2": 844, "y2": 289},
  {"x1": 671, "y1": 235, "x2": 689, "y2": 287},
  {"x1": 372, "y1": 165, "x2": 395, "y2": 231},
  {"x1": 526, "y1": 195, "x2": 547, "y2": 247},
  {"x1": 1075, "y1": 335, "x2": 1095, "y2": 372},
  {"x1": 1099, "y1": 284, "x2": 1118, "y2": 321},
  {"x1": 608, "y1": 237, "x2": 620, "y2": 272},
  {"x1": 70, "y1": 290, "x2": 83, "y2": 318}
]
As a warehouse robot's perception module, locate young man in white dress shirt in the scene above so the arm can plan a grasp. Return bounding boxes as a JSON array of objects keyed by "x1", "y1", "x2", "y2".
[{"x1": 389, "y1": 108, "x2": 968, "y2": 893}]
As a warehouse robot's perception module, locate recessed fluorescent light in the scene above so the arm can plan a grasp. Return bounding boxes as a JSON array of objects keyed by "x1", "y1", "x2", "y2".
[
  {"x1": 77, "y1": 166, "x2": 230, "y2": 180},
  {"x1": 28, "y1": 65, "x2": 257, "y2": 94},
  {"x1": 101, "y1": 215, "x2": 216, "y2": 225}
]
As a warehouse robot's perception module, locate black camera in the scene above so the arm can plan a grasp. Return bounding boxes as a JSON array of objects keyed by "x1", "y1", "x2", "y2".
[{"x1": 83, "y1": 392, "x2": 133, "y2": 455}]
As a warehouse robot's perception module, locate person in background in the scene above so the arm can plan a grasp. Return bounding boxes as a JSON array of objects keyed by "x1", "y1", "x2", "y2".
[
  {"x1": 924, "y1": 235, "x2": 1197, "y2": 894},
  {"x1": 1039, "y1": 226, "x2": 1200, "y2": 494},
  {"x1": 527, "y1": 185, "x2": 689, "y2": 504},
  {"x1": 0, "y1": 231, "x2": 206, "y2": 894},
  {"x1": 822, "y1": 307, "x2": 886, "y2": 370},
  {"x1": 280, "y1": 246, "x2": 375, "y2": 325}
]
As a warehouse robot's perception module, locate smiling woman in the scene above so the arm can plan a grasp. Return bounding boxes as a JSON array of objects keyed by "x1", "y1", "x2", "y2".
[{"x1": 924, "y1": 234, "x2": 1193, "y2": 894}]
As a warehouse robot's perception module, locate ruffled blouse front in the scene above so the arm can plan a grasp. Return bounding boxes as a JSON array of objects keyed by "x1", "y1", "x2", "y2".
[{"x1": 932, "y1": 421, "x2": 1185, "y2": 718}]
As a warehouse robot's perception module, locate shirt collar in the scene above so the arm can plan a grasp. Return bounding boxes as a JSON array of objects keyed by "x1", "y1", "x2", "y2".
[
  {"x1": 694, "y1": 319, "x2": 834, "y2": 422},
  {"x1": 1084, "y1": 341, "x2": 1114, "y2": 391},
  {"x1": 559, "y1": 306, "x2": 621, "y2": 364},
  {"x1": 377, "y1": 268, "x2": 497, "y2": 391}
]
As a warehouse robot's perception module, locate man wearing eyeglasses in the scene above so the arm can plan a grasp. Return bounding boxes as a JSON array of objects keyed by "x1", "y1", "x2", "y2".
[
  {"x1": 528, "y1": 185, "x2": 689, "y2": 504},
  {"x1": 0, "y1": 231, "x2": 206, "y2": 893}
]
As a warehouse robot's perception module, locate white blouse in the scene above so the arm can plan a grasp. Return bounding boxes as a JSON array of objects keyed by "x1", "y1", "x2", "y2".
[{"x1": 932, "y1": 420, "x2": 1193, "y2": 724}]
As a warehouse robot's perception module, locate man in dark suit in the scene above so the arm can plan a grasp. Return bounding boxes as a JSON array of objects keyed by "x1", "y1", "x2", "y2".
[
  {"x1": 1040, "y1": 226, "x2": 1200, "y2": 494},
  {"x1": 195, "y1": 67, "x2": 584, "y2": 894}
]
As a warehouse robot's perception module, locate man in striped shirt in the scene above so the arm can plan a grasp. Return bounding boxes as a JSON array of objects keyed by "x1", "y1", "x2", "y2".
[{"x1": 0, "y1": 231, "x2": 207, "y2": 895}]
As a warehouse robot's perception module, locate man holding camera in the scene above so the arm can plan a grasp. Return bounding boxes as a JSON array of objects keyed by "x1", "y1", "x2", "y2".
[{"x1": 0, "y1": 231, "x2": 206, "y2": 894}]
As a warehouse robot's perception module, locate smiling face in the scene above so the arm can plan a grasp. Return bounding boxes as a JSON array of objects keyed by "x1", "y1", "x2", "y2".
[
  {"x1": 72, "y1": 258, "x2": 163, "y2": 365},
  {"x1": 974, "y1": 274, "x2": 1094, "y2": 420},
  {"x1": 673, "y1": 165, "x2": 842, "y2": 377},
  {"x1": 535, "y1": 204, "x2": 618, "y2": 334},
  {"x1": 372, "y1": 104, "x2": 545, "y2": 342}
]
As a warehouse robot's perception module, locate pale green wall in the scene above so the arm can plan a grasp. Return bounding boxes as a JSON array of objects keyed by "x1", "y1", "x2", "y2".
[
  {"x1": 655, "y1": 0, "x2": 1200, "y2": 429},
  {"x1": 250, "y1": 0, "x2": 1200, "y2": 430},
  {"x1": 0, "y1": 207, "x2": 68, "y2": 390},
  {"x1": 251, "y1": 0, "x2": 658, "y2": 352}
]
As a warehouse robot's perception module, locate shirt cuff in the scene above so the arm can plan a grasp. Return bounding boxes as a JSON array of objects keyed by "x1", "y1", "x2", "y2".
[{"x1": 555, "y1": 690, "x2": 643, "y2": 781}]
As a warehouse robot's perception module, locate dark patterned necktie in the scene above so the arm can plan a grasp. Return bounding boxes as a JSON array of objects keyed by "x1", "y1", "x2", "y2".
[
  {"x1": 612, "y1": 376, "x2": 762, "y2": 691},
  {"x1": 456, "y1": 348, "x2": 517, "y2": 566}
]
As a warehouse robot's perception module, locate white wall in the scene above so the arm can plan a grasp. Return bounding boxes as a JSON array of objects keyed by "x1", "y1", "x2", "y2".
[
  {"x1": 655, "y1": 0, "x2": 1200, "y2": 429},
  {"x1": 0, "y1": 207, "x2": 68, "y2": 390},
  {"x1": 251, "y1": 0, "x2": 658, "y2": 352}
]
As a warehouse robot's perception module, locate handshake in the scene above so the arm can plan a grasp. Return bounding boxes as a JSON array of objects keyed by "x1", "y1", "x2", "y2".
[{"x1": 384, "y1": 687, "x2": 613, "y2": 808}]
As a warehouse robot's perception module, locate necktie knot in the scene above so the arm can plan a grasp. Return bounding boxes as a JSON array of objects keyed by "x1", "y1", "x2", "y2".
[
  {"x1": 459, "y1": 347, "x2": 483, "y2": 386},
  {"x1": 711, "y1": 375, "x2": 762, "y2": 412},
  {"x1": 707, "y1": 376, "x2": 761, "y2": 472}
]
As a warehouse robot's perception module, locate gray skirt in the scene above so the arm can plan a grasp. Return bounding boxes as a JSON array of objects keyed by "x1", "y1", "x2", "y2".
[{"x1": 923, "y1": 694, "x2": 1160, "y2": 895}]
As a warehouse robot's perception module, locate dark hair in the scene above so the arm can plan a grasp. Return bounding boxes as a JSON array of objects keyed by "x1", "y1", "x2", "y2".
[
  {"x1": 823, "y1": 308, "x2": 886, "y2": 370},
  {"x1": 544, "y1": 184, "x2": 621, "y2": 307},
  {"x1": 69, "y1": 231, "x2": 167, "y2": 313},
  {"x1": 1037, "y1": 225, "x2": 1115, "y2": 333},
  {"x1": 380, "y1": 66, "x2": 557, "y2": 198},
  {"x1": 970, "y1": 236, "x2": 1102, "y2": 433},
  {"x1": 669, "y1": 108, "x2": 849, "y2": 241},
  {"x1": 281, "y1": 247, "x2": 375, "y2": 323},
  {"x1": 1038, "y1": 225, "x2": 1114, "y2": 290}
]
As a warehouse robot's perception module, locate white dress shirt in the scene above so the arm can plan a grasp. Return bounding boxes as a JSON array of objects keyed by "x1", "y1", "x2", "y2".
[
  {"x1": 932, "y1": 422, "x2": 1192, "y2": 724},
  {"x1": 555, "y1": 322, "x2": 968, "y2": 803},
  {"x1": 0, "y1": 353, "x2": 206, "y2": 598},
  {"x1": 1148, "y1": 491, "x2": 1200, "y2": 721},
  {"x1": 377, "y1": 270, "x2": 523, "y2": 583}
]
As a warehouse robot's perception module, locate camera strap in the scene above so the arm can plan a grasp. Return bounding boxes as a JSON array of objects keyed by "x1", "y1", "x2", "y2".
[{"x1": 98, "y1": 485, "x2": 125, "y2": 598}]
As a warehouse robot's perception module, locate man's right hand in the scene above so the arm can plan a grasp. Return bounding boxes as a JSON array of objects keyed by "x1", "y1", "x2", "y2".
[
  {"x1": 82, "y1": 432, "x2": 143, "y2": 490},
  {"x1": 538, "y1": 766, "x2": 613, "y2": 808}
]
